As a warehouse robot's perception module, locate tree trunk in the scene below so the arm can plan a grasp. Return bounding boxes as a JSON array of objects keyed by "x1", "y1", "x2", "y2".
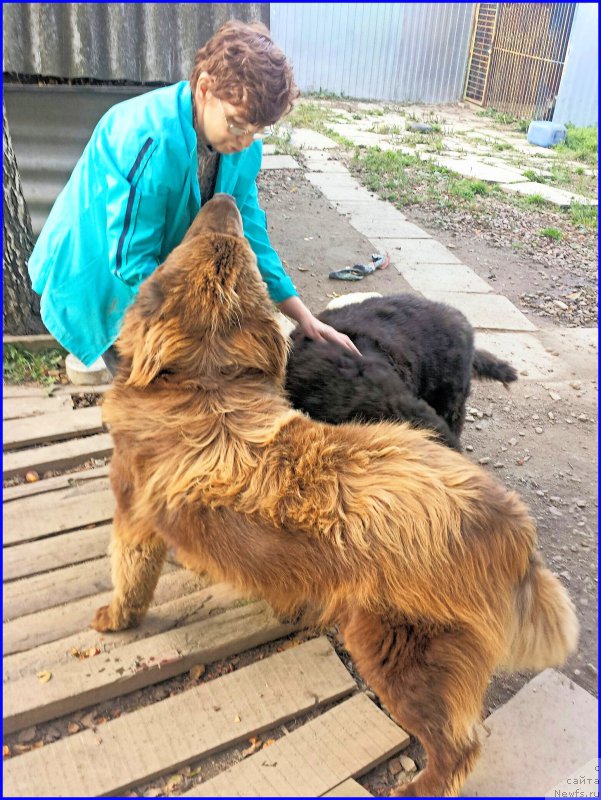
[{"x1": 3, "y1": 99, "x2": 46, "y2": 334}]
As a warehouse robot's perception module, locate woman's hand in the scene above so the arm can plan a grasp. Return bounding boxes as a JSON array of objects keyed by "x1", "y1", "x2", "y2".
[
  {"x1": 278, "y1": 295, "x2": 362, "y2": 356},
  {"x1": 299, "y1": 314, "x2": 362, "y2": 356}
]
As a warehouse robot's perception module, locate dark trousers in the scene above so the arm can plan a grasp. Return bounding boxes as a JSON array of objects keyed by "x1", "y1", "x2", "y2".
[{"x1": 102, "y1": 345, "x2": 121, "y2": 378}]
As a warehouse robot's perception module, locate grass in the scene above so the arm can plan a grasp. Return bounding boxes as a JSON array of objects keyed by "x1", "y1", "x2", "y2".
[
  {"x1": 263, "y1": 129, "x2": 299, "y2": 157},
  {"x1": 569, "y1": 203, "x2": 598, "y2": 229},
  {"x1": 369, "y1": 123, "x2": 404, "y2": 136},
  {"x1": 523, "y1": 169, "x2": 548, "y2": 183},
  {"x1": 3, "y1": 345, "x2": 65, "y2": 387},
  {"x1": 476, "y1": 107, "x2": 529, "y2": 132},
  {"x1": 555, "y1": 125, "x2": 598, "y2": 165},
  {"x1": 284, "y1": 102, "x2": 356, "y2": 150},
  {"x1": 449, "y1": 179, "x2": 489, "y2": 200},
  {"x1": 525, "y1": 193, "x2": 547, "y2": 206},
  {"x1": 539, "y1": 227, "x2": 563, "y2": 240}
]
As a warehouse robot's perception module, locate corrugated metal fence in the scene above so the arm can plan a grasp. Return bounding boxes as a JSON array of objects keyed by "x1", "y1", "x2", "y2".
[
  {"x1": 270, "y1": 2, "x2": 475, "y2": 103},
  {"x1": 553, "y1": 2, "x2": 598, "y2": 126},
  {"x1": 3, "y1": 2, "x2": 269, "y2": 82}
]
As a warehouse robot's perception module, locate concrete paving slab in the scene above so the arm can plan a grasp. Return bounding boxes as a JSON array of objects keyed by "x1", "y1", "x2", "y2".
[
  {"x1": 305, "y1": 172, "x2": 376, "y2": 202},
  {"x1": 330, "y1": 199, "x2": 408, "y2": 220},
  {"x1": 499, "y1": 181, "x2": 597, "y2": 207},
  {"x1": 474, "y1": 332, "x2": 562, "y2": 379},
  {"x1": 290, "y1": 128, "x2": 336, "y2": 149},
  {"x1": 372, "y1": 239, "x2": 461, "y2": 266},
  {"x1": 418, "y1": 291, "x2": 538, "y2": 331},
  {"x1": 462, "y1": 670, "x2": 598, "y2": 797},
  {"x1": 348, "y1": 216, "x2": 431, "y2": 240},
  {"x1": 401, "y1": 263, "x2": 492, "y2": 294},
  {"x1": 262, "y1": 144, "x2": 276, "y2": 156},
  {"x1": 261, "y1": 154, "x2": 301, "y2": 170},
  {"x1": 302, "y1": 157, "x2": 351, "y2": 174},
  {"x1": 327, "y1": 124, "x2": 390, "y2": 148},
  {"x1": 430, "y1": 155, "x2": 525, "y2": 184}
]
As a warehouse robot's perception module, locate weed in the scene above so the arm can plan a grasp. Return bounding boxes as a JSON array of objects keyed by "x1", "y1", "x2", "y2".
[
  {"x1": 523, "y1": 169, "x2": 548, "y2": 183},
  {"x1": 264, "y1": 128, "x2": 300, "y2": 157},
  {"x1": 449, "y1": 179, "x2": 490, "y2": 200},
  {"x1": 569, "y1": 203, "x2": 598, "y2": 229},
  {"x1": 539, "y1": 227, "x2": 563, "y2": 240},
  {"x1": 555, "y1": 125, "x2": 598, "y2": 165},
  {"x1": 525, "y1": 194, "x2": 547, "y2": 206},
  {"x1": 3, "y1": 345, "x2": 65, "y2": 387}
]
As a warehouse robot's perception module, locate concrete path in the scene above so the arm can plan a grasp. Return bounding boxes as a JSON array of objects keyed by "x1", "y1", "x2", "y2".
[
  {"x1": 266, "y1": 140, "x2": 600, "y2": 381},
  {"x1": 462, "y1": 669, "x2": 598, "y2": 797}
]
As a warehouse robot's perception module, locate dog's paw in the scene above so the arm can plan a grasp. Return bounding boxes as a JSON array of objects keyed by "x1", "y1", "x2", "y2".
[{"x1": 91, "y1": 604, "x2": 120, "y2": 632}]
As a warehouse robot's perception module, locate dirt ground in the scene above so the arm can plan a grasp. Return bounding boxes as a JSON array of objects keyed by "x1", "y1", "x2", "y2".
[{"x1": 257, "y1": 167, "x2": 598, "y2": 712}]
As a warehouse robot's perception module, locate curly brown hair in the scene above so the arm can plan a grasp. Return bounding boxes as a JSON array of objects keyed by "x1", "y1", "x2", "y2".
[{"x1": 190, "y1": 20, "x2": 299, "y2": 127}]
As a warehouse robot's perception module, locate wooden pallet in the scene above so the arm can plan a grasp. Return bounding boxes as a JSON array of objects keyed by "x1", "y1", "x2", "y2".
[{"x1": 2, "y1": 384, "x2": 410, "y2": 795}]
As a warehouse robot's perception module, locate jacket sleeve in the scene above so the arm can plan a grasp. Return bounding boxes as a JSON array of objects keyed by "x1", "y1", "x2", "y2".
[
  {"x1": 101, "y1": 133, "x2": 168, "y2": 291},
  {"x1": 237, "y1": 147, "x2": 298, "y2": 304}
]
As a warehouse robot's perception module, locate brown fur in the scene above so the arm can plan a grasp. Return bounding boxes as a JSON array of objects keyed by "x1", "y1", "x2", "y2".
[{"x1": 93, "y1": 195, "x2": 578, "y2": 796}]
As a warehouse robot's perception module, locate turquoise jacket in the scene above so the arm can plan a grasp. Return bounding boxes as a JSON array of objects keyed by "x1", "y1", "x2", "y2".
[{"x1": 27, "y1": 81, "x2": 298, "y2": 366}]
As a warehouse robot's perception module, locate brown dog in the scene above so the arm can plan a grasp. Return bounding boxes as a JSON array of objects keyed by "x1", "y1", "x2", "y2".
[{"x1": 93, "y1": 195, "x2": 578, "y2": 796}]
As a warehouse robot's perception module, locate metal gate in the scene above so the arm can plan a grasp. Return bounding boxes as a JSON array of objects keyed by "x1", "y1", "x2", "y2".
[{"x1": 464, "y1": 3, "x2": 576, "y2": 119}]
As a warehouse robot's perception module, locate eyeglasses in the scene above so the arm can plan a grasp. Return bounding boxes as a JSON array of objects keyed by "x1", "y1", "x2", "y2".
[{"x1": 218, "y1": 98, "x2": 272, "y2": 140}]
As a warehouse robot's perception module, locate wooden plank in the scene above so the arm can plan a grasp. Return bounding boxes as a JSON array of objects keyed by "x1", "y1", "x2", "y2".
[
  {"x1": 3, "y1": 465, "x2": 110, "y2": 502},
  {"x1": 3, "y1": 569, "x2": 210, "y2": 657},
  {"x1": 3, "y1": 524, "x2": 112, "y2": 581},
  {"x1": 3, "y1": 558, "x2": 176, "y2": 622},
  {"x1": 3, "y1": 600, "x2": 300, "y2": 733},
  {"x1": 53, "y1": 383, "x2": 111, "y2": 396},
  {"x1": 3, "y1": 405, "x2": 104, "y2": 450},
  {"x1": 2, "y1": 384, "x2": 49, "y2": 399},
  {"x1": 3, "y1": 394, "x2": 72, "y2": 420},
  {"x1": 3, "y1": 557, "x2": 108, "y2": 621},
  {"x1": 188, "y1": 694, "x2": 410, "y2": 796},
  {"x1": 3, "y1": 482, "x2": 114, "y2": 545},
  {"x1": 3, "y1": 580, "x2": 241, "y2": 682},
  {"x1": 3, "y1": 637, "x2": 353, "y2": 796},
  {"x1": 3, "y1": 432, "x2": 113, "y2": 479},
  {"x1": 323, "y1": 779, "x2": 373, "y2": 797}
]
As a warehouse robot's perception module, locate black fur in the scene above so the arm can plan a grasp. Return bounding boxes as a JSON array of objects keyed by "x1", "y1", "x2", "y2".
[{"x1": 285, "y1": 294, "x2": 517, "y2": 452}]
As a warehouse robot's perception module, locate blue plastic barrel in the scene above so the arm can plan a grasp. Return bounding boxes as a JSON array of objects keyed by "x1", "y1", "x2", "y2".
[{"x1": 527, "y1": 121, "x2": 567, "y2": 148}]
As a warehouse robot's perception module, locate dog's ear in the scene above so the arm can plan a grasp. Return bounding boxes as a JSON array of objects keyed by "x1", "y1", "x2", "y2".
[{"x1": 117, "y1": 273, "x2": 180, "y2": 388}]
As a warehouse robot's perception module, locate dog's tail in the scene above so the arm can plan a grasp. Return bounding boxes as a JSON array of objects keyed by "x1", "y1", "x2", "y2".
[
  {"x1": 472, "y1": 349, "x2": 517, "y2": 386},
  {"x1": 503, "y1": 552, "x2": 579, "y2": 672}
]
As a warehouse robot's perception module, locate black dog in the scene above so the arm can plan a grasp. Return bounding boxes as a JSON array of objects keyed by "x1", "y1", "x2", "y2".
[{"x1": 285, "y1": 294, "x2": 517, "y2": 451}]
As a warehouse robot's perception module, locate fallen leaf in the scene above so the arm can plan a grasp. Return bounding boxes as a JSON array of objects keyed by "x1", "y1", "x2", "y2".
[
  {"x1": 3, "y1": 745, "x2": 10, "y2": 758},
  {"x1": 189, "y1": 664, "x2": 206, "y2": 681},
  {"x1": 70, "y1": 647, "x2": 81, "y2": 658},
  {"x1": 85, "y1": 646, "x2": 101, "y2": 659},
  {"x1": 164, "y1": 774, "x2": 183, "y2": 792},
  {"x1": 32, "y1": 741, "x2": 45, "y2": 749},
  {"x1": 234, "y1": 714, "x2": 241, "y2": 723},
  {"x1": 262, "y1": 739, "x2": 276, "y2": 749},
  {"x1": 297, "y1": 267, "x2": 310, "y2": 272},
  {"x1": 37, "y1": 670, "x2": 52, "y2": 683},
  {"x1": 242, "y1": 736, "x2": 261, "y2": 758},
  {"x1": 25, "y1": 471, "x2": 39, "y2": 483},
  {"x1": 67, "y1": 723, "x2": 80, "y2": 734}
]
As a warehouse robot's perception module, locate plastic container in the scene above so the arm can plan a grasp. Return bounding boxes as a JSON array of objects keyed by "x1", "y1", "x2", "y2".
[{"x1": 527, "y1": 121, "x2": 567, "y2": 148}]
